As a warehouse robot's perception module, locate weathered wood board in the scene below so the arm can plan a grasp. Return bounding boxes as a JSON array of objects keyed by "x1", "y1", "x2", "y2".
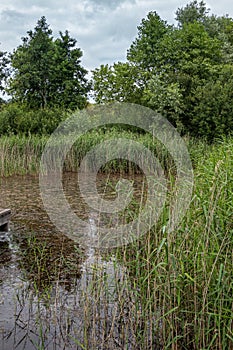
[{"x1": 0, "y1": 208, "x2": 11, "y2": 231}]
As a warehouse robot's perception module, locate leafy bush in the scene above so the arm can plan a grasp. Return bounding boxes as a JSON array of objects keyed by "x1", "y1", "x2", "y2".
[
  {"x1": 0, "y1": 103, "x2": 68, "y2": 135},
  {"x1": 190, "y1": 65, "x2": 233, "y2": 140}
]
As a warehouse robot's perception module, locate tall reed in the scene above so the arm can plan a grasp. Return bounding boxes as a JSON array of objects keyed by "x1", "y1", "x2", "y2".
[
  {"x1": 0, "y1": 135, "x2": 47, "y2": 176},
  {"x1": 0, "y1": 129, "x2": 175, "y2": 177},
  {"x1": 114, "y1": 137, "x2": 233, "y2": 349},
  {"x1": 1, "y1": 132, "x2": 232, "y2": 349}
]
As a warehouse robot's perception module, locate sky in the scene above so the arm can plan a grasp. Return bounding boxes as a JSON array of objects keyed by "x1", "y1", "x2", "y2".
[{"x1": 0, "y1": 0, "x2": 233, "y2": 73}]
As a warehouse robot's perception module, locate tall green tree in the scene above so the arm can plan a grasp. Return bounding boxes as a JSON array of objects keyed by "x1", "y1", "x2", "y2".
[
  {"x1": 175, "y1": 0, "x2": 210, "y2": 27},
  {"x1": 0, "y1": 50, "x2": 10, "y2": 93},
  {"x1": 154, "y1": 22, "x2": 222, "y2": 132},
  {"x1": 127, "y1": 11, "x2": 172, "y2": 71},
  {"x1": 92, "y1": 12, "x2": 172, "y2": 106},
  {"x1": 92, "y1": 1, "x2": 233, "y2": 140},
  {"x1": 191, "y1": 64, "x2": 233, "y2": 139},
  {"x1": 51, "y1": 30, "x2": 90, "y2": 109},
  {"x1": 8, "y1": 17, "x2": 90, "y2": 110},
  {"x1": 175, "y1": 1, "x2": 233, "y2": 63},
  {"x1": 143, "y1": 73, "x2": 184, "y2": 130},
  {"x1": 9, "y1": 17, "x2": 54, "y2": 108},
  {"x1": 204, "y1": 15, "x2": 233, "y2": 63}
]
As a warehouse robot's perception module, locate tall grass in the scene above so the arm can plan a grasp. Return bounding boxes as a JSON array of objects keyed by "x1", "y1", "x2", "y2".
[
  {"x1": 1, "y1": 132, "x2": 232, "y2": 349},
  {"x1": 0, "y1": 135, "x2": 47, "y2": 176},
  {"x1": 114, "y1": 137, "x2": 233, "y2": 349},
  {"x1": 0, "y1": 129, "x2": 175, "y2": 177}
]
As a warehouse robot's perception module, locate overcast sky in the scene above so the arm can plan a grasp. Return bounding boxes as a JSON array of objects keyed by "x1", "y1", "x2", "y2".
[{"x1": 0, "y1": 0, "x2": 233, "y2": 73}]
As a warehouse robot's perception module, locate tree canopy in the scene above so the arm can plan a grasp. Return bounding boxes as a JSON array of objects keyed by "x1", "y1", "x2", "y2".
[
  {"x1": 175, "y1": 0, "x2": 210, "y2": 27},
  {"x1": 8, "y1": 16, "x2": 90, "y2": 110},
  {"x1": 92, "y1": 1, "x2": 233, "y2": 140},
  {"x1": 0, "y1": 50, "x2": 9, "y2": 93},
  {"x1": 0, "y1": 2, "x2": 233, "y2": 140}
]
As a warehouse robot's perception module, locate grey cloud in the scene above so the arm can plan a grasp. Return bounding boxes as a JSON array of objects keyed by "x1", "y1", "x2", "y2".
[
  {"x1": 0, "y1": 0, "x2": 233, "y2": 72},
  {"x1": 0, "y1": 9, "x2": 27, "y2": 28},
  {"x1": 0, "y1": 9, "x2": 31, "y2": 51},
  {"x1": 70, "y1": 12, "x2": 141, "y2": 68},
  {"x1": 88, "y1": 0, "x2": 136, "y2": 10}
]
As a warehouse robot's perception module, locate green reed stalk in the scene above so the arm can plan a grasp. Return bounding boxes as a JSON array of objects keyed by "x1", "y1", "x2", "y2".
[{"x1": 1, "y1": 132, "x2": 232, "y2": 349}]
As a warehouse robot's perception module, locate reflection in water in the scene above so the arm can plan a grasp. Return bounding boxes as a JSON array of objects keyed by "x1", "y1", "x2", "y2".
[{"x1": 0, "y1": 174, "x2": 155, "y2": 349}]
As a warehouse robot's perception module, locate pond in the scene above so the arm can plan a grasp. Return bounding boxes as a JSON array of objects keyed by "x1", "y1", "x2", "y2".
[{"x1": 0, "y1": 173, "x2": 157, "y2": 350}]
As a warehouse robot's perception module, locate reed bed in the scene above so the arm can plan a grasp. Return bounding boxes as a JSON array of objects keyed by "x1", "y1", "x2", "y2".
[
  {"x1": 116, "y1": 137, "x2": 233, "y2": 349},
  {"x1": 0, "y1": 130, "x2": 175, "y2": 177},
  {"x1": 0, "y1": 133, "x2": 232, "y2": 349},
  {"x1": 0, "y1": 135, "x2": 47, "y2": 176}
]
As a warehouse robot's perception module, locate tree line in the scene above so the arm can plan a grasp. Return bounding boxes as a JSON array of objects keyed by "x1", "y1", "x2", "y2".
[{"x1": 0, "y1": 1, "x2": 233, "y2": 140}]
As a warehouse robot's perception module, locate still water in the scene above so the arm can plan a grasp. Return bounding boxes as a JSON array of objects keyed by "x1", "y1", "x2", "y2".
[{"x1": 0, "y1": 173, "x2": 150, "y2": 350}]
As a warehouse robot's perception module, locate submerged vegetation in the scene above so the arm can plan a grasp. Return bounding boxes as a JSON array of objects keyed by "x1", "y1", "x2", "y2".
[{"x1": 1, "y1": 134, "x2": 232, "y2": 349}]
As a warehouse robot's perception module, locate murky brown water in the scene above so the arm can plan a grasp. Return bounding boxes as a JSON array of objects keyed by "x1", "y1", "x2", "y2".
[{"x1": 0, "y1": 173, "x2": 149, "y2": 350}]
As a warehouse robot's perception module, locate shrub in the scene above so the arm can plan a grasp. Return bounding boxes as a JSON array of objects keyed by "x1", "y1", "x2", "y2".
[{"x1": 0, "y1": 103, "x2": 68, "y2": 136}]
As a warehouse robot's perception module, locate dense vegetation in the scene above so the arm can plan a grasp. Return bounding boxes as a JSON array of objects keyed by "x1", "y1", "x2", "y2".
[
  {"x1": 0, "y1": 1, "x2": 232, "y2": 349},
  {"x1": 0, "y1": 132, "x2": 232, "y2": 349},
  {"x1": 92, "y1": 1, "x2": 233, "y2": 140},
  {"x1": 0, "y1": 1, "x2": 232, "y2": 140}
]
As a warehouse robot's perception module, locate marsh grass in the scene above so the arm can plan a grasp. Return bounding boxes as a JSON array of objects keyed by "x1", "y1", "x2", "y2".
[
  {"x1": 0, "y1": 135, "x2": 47, "y2": 176},
  {"x1": 115, "y1": 137, "x2": 233, "y2": 349},
  {"x1": 1, "y1": 134, "x2": 232, "y2": 349},
  {"x1": 0, "y1": 128, "x2": 175, "y2": 177}
]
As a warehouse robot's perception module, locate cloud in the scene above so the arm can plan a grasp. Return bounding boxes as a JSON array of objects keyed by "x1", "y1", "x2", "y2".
[
  {"x1": 88, "y1": 0, "x2": 136, "y2": 10},
  {"x1": 0, "y1": 0, "x2": 233, "y2": 72}
]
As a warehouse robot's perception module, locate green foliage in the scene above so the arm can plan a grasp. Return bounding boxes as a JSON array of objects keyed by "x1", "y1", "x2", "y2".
[
  {"x1": 92, "y1": 62, "x2": 144, "y2": 104},
  {"x1": 175, "y1": 0, "x2": 210, "y2": 27},
  {"x1": 127, "y1": 11, "x2": 172, "y2": 71},
  {"x1": 0, "y1": 50, "x2": 10, "y2": 91},
  {"x1": 191, "y1": 65, "x2": 233, "y2": 139},
  {"x1": 143, "y1": 74, "x2": 184, "y2": 130},
  {"x1": 8, "y1": 17, "x2": 90, "y2": 110},
  {"x1": 92, "y1": 1, "x2": 233, "y2": 141},
  {"x1": 164, "y1": 22, "x2": 222, "y2": 71},
  {"x1": 50, "y1": 30, "x2": 90, "y2": 109},
  {"x1": 0, "y1": 103, "x2": 67, "y2": 135},
  {"x1": 176, "y1": 1, "x2": 233, "y2": 63},
  {"x1": 155, "y1": 22, "x2": 224, "y2": 136}
]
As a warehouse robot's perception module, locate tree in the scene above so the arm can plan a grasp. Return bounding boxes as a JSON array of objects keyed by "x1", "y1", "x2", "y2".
[
  {"x1": 175, "y1": 0, "x2": 210, "y2": 27},
  {"x1": 9, "y1": 17, "x2": 54, "y2": 108},
  {"x1": 8, "y1": 17, "x2": 90, "y2": 110},
  {"x1": 92, "y1": 12, "x2": 172, "y2": 105},
  {"x1": 143, "y1": 74, "x2": 184, "y2": 130},
  {"x1": 92, "y1": 2, "x2": 233, "y2": 140},
  {"x1": 191, "y1": 64, "x2": 233, "y2": 139},
  {"x1": 127, "y1": 11, "x2": 172, "y2": 71},
  {"x1": 51, "y1": 30, "x2": 90, "y2": 109},
  {"x1": 175, "y1": 1, "x2": 233, "y2": 63},
  {"x1": 204, "y1": 15, "x2": 233, "y2": 63},
  {"x1": 0, "y1": 50, "x2": 10, "y2": 92},
  {"x1": 92, "y1": 62, "x2": 144, "y2": 104},
  {"x1": 156, "y1": 22, "x2": 222, "y2": 132}
]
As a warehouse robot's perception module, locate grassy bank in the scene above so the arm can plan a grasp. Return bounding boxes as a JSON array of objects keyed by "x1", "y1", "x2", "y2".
[{"x1": 0, "y1": 133, "x2": 232, "y2": 348}]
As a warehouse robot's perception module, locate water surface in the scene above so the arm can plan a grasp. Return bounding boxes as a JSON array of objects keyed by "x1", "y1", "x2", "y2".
[{"x1": 0, "y1": 173, "x2": 150, "y2": 349}]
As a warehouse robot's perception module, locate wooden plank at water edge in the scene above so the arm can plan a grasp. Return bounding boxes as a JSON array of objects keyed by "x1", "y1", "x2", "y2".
[{"x1": 0, "y1": 208, "x2": 11, "y2": 231}]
